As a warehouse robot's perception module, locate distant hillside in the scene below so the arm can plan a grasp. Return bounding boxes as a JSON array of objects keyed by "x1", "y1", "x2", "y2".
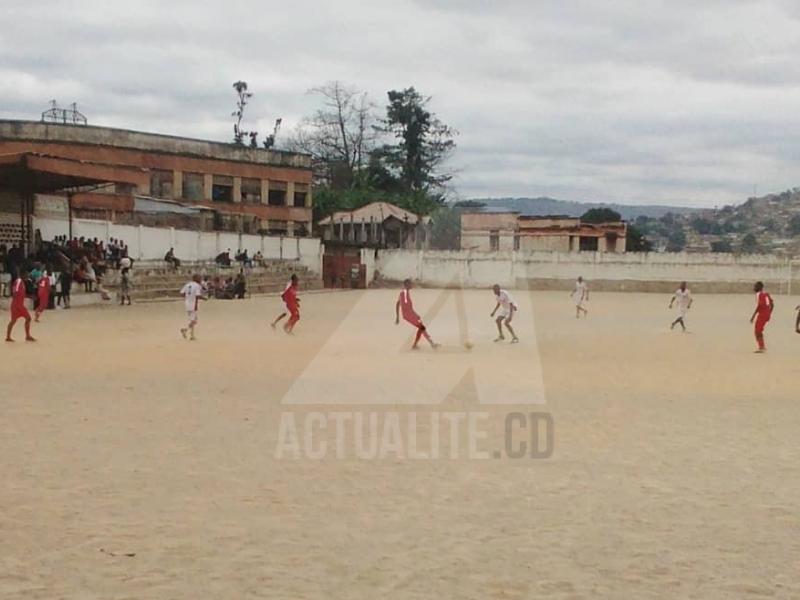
[
  {"x1": 631, "y1": 188, "x2": 800, "y2": 254},
  {"x1": 466, "y1": 197, "x2": 699, "y2": 220}
]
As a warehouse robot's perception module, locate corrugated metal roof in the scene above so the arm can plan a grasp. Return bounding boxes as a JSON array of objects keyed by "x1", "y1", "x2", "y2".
[
  {"x1": 318, "y1": 201, "x2": 421, "y2": 225},
  {"x1": 134, "y1": 196, "x2": 208, "y2": 215}
]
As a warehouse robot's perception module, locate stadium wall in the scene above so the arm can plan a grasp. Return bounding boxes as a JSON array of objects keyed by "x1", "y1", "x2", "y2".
[
  {"x1": 374, "y1": 249, "x2": 800, "y2": 294},
  {"x1": 33, "y1": 216, "x2": 323, "y2": 275}
]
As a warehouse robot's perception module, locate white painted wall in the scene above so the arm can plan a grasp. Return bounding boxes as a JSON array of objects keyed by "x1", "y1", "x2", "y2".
[
  {"x1": 360, "y1": 247, "x2": 376, "y2": 284},
  {"x1": 375, "y1": 249, "x2": 800, "y2": 293},
  {"x1": 34, "y1": 216, "x2": 322, "y2": 275}
]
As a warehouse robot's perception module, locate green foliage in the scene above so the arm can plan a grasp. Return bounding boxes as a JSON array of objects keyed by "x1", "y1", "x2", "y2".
[
  {"x1": 711, "y1": 239, "x2": 733, "y2": 253},
  {"x1": 453, "y1": 200, "x2": 486, "y2": 209},
  {"x1": 312, "y1": 185, "x2": 442, "y2": 223},
  {"x1": 740, "y1": 232, "x2": 760, "y2": 254},
  {"x1": 303, "y1": 85, "x2": 457, "y2": 226},
  {"x1": 666, "y1": 228, "x2": 687, "y2": 252},
  {"x1": 372, "y1": 87, "x2": 457, "y2": 194},
  {"x1": 232, "y1": 80, "x2": 253, "y2": 145},
  {"x1": 789, "y1": 214, "x2": 800, "y2": 237},
  {"x1": 581, "y1": 207, "x2": 622, "y2": 223},
  {"x1": 721, "y1": 220, "x2": 740, "y2": 234},
  {"x1": 690, "y1": 218, "x2": 724, "y2": 236},
  {"x1": 659, "y1": 212, "x2": 679, "y2": 227},
  {"x1": 626, "y1": 224, "x2": 653, "y2": 252}
]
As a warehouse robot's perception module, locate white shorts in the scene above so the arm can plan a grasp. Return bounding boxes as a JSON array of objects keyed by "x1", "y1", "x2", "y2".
[
  {"x1": 186, "y1": 310, "x2": 198, "y2": 322},
  {"x1": 498, "y1": 307, "x2": 513, "y2": 319}
]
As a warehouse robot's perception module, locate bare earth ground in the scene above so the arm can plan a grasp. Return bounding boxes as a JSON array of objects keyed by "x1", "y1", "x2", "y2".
[{"x1": 2, "y1": 289, "x2": 800, "y2": 599}]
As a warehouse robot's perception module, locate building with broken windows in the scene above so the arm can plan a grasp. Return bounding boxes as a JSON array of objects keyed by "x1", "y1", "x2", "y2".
[
  {"x1": 460, "y1": 210, "x2": 627, "y2": 253},
  {"x1": 0, "y1": 120, "x2": 313, "y2": 252}
]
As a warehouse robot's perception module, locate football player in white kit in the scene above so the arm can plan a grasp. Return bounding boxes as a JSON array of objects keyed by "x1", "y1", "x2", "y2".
[
  {"x1": 179, "y1": 274, "x2": 206, "y2": 341},
  {"x1": 571, "y1": 276, "x2": 589, "y2": 318},
  {"x1": 490, "y1": 284, "x2": 519, "y2": 343},
  {"x1": 669, "y1": 281, "x2": 693, "y2": 332}
]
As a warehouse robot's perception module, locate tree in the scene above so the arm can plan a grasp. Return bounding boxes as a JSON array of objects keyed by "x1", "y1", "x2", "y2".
[
  {"x1": 626, "y1": 224, "x2": 653, "y2": 252},
  {"x1": 428, "y1": 205, "x2": 462, "y2": 250},
  {"x1": 372, "y1": 87, "x2": 456, "y2": 195},
  {"x1": 231, "y1": 81, "x2": 281, "y2": 148},
  {"x1": 691, "y1": 217, "x2": 713, "y2": 235},
  {"x1": 231, "y1": 81, "x2": 253, "y2": 145},
  {"x1": 453, "y1": 200, "x2": 486, "y2": 209},
  {"x1": 740, "y1": 232, "x2": 759, "y2": 254},
  {"x1": 660, "y1": 212, "x2": 679, "y2": 227},
  {"x1": 581, "y1": 207, "x2": 621, "y2": 223},
  {"x1": 666, "y1": 228, "x2": 687, "y2": 252},
  {"x1": 286, "y1": 82, "x2": 377, "y2": 188},
  {"x1": 788, "y1": 214, "x2": 800, "y2": 237},
  {"x1": 711, "y1": 239, "x2": 733, "y2": 253},
  {"x1": 722, "y1": 220, "x2": 741, "y2": 234}
]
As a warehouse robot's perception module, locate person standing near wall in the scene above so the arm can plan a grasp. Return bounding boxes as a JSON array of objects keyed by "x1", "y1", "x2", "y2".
[
  {"x1": 750, "y1": 281, "x2": 774, "y2": 353},
  {"x1": 180, "y1": 274, "x2": 206, "y2": 341},
  {"x1": 119, "y1": 267, "x2": 132, "y2": 306},
  {"x1": 58, "y1": 266, "x2": 72, "y2": 309},
  {"x1": 34, "y1": 268, "x2": 51, "y2": 322}
]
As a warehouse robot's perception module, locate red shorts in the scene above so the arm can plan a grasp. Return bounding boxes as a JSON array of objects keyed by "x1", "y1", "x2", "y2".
[
  {"x1": 755, "y1": 315, "x2": 770, "y2": 334},
  {"x1": 11, "y1": 305, "x2": 30, "y2": 321},
  {"x1": 403, "y1": 313, "x2": 424, "y2": 329}
]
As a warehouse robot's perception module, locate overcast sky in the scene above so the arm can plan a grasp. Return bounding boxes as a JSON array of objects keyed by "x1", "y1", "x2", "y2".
[{"x1": 3, "y1": 0, "x2": 800, "y2": 207}]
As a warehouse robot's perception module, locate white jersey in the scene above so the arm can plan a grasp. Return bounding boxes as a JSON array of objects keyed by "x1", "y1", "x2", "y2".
[
  {"x1": 496, "y1": 289, "x2": 516, "y2": 317},
  {"x1": 572, "y1": 281, "x2": 587, "y2": 305},
  {"x1": 674, "y1": 288, "x2": 691, "y2": 315},
  {"x1": 180, "y1": 281, "x2": 203, "y2": 312}
]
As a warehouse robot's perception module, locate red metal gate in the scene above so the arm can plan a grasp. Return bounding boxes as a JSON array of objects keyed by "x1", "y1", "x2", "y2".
[{"x1": 323, "y1": 254, "x2": 366, "y2": 289}]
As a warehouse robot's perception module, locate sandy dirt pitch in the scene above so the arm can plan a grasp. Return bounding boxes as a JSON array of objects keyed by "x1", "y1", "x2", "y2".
[{"x1": 3, "y1": 288, "x2": 800, "y2": 599}]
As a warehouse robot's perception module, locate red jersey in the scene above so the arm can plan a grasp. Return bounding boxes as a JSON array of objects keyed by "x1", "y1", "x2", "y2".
[
  {"x1": 11, "y1": 277, "x2": 27, "y2": 310},
  {"x1": 38, "y1": 276, "x2": 51, "y2": 298},
  {"x1": 282, "y1": 284, "x2": 299, "y2": 309},
  {"x1": 398, "y1": 289, "x2": 421, "y2": 324},
  {"x1": 756, "y1": 291, "x2": 773, "y2": 319},
  {"x1": 10, "y1": 277, "x2": 30, "y2": 320}
]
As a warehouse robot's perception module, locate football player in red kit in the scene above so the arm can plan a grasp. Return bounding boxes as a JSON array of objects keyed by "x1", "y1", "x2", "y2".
[
  {"x1": 6, "y1": 269, "x2": 35, "y2": 342},
  {"x1": 34, "y1": 268, "x2": 51, "y2": 322},
  {"x1": 395, "y1": 279, "x2": 438, "y2": 350},
  {"x1": 750, "y1": 281, "x2": 774, "y2": 353},
  {"x1": 271, "y1": 274, "x2": 297, "y2": 330},
  {"x1": 282, "y1": 275, "x2": 301, "y2": 334}
]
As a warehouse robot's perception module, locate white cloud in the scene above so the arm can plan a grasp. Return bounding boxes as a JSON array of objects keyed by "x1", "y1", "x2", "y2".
[{"x1": 2, "y1": 0, "x2": 800, "y2": 206}]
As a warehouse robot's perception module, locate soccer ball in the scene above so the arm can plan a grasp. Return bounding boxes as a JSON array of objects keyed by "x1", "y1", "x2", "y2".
[{"x1": 463, "y1": 341, "x2": 474, "y2": 350}]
